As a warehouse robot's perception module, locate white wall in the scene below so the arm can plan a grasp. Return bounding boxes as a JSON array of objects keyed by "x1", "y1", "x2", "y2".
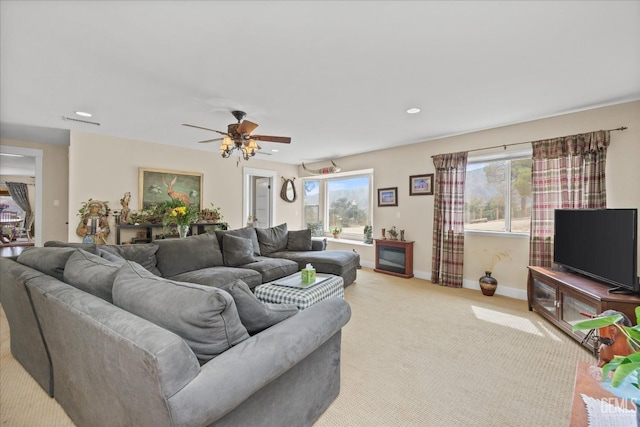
[
  {"x1": 68, "y1": 132, "x2": 300, "y2": 244},
  {"x1": 63, "y1": 101, "x2": 639, "y2": 299},
  {"x1": 302, "y1": 100, "x2": 640, "y2": 299}
]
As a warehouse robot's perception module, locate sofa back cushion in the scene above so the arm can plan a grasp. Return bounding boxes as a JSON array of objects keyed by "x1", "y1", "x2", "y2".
[
  {"x1": 112, "y1": 261, "x2": 249, "y2": 363},
  {"x1": 222, "y1": 234, "x2": 256, "y2": 267},
  {"x1": 100, "y1": 244, "x2": 161, "y2": 276},
  {"x1": 17, "y1": 247, "x2": 78, "y2": 281},
  {"x1": 256, "y1": 223, "x2": 288, "y2": 255},
  {"x1": 216, "y1": 226, "x2": 261, "y2": 256},
  {"x1": 63, "y1": 249, "x2": 120, "y2": 303},
  {"x1": 287, "y1": 229, "x2": 312, "y2": 251},
  {"x1": 217, "y1": 279, "x2": 298, "y2": 335},
  {"x1": 154, "y1": 233, "x2": 224, "y2": 277}
]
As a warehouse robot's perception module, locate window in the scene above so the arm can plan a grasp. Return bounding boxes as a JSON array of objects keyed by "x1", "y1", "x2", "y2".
[
  {"x1": 302, "y1": 169, "x2": 373, "y2": 240},
  {"x1": 464, "y1": 151, "x2": 532, "y2": 233}
]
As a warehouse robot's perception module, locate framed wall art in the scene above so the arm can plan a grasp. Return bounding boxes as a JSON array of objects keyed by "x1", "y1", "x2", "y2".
[
  {"x1": 138, "y1": 168, "x2": 203, "y2": 210},
  {"x1": 377, "y1": 187, "x2": 398, "y2": 207},
  {"x1": 409, "y1": 174, "x2": 434, "y2": 196}
]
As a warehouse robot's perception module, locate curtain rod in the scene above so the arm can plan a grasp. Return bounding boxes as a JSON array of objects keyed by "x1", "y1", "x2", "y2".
[{"x1": 431, "y1": 126, "x2": 627, "y2": 157}]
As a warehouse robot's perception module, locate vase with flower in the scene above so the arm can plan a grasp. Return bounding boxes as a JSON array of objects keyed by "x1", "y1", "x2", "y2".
[
  {"x1": 477, "y1": 249, "x2": 512, "y2": 296},
  {"x1": 161, "y1": 199, "x2": 199, "y2": 238}
]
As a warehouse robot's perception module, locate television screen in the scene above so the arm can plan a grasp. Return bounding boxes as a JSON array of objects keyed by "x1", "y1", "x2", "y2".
[{"x1": 554, "y1": 209, "x2": 638, "y2": 292}]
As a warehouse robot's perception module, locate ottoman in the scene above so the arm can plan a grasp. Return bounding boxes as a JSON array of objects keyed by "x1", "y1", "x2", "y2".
[{"x1": 255, "y1": 273, "x2": 344, "y2": 310}]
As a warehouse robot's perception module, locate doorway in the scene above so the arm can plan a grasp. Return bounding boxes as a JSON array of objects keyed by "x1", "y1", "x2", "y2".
[
  {"x1": 243, "y1": 167, "x2": 276, "y2": 228},
  {"x1": 0, "y1": 145, "x2": 43, "y2": 247}
]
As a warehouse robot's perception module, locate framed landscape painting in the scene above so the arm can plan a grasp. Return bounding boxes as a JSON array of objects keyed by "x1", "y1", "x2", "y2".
[
  {"x1": 377, "y1": 187, "x2": 398, "y2": 207},
  {"x1": 138, "y1": 168, "x2": 203, "y2": 210},
  {"x1": 409, "y1": 174, "x2": 434, "y2": 196}
]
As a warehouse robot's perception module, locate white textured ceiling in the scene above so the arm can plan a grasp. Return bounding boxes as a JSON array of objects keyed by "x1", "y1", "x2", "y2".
[{"x1": 1, "y1": 1, "x2": 639, "y2": 165}]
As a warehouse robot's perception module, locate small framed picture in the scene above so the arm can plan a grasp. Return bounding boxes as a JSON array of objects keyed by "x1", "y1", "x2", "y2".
[
  {"x1": 409, "y1": 174, "x2": 434, "y2": 196},
  {"x1": 377, "y1": 187, "x2": 398, "y2": 207}
]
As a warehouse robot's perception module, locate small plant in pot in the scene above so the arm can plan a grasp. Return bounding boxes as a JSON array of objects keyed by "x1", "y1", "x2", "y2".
[{"x1": 331, "y1": 226, "x2": 342, "y2": 238}]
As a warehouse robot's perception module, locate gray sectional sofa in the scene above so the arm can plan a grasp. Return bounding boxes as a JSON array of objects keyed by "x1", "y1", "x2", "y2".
[{"x1": 0, "y1": 223, "x2": 357, "y2": 426}]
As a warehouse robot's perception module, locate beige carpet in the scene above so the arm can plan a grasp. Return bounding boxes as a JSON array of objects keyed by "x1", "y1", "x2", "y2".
[{"x1": 1, "y1": 268, "x2": 595, "y2": 426}]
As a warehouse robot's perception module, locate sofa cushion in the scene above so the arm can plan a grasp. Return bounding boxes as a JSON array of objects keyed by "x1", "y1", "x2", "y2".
[
  {"x1": 222, "y1": 234, "x2": 256, "y2": 267},
  {"x1": 216, "y1": 226, "x2": 261, "y2": 256},
  {"x1": 63, "y1": 249, "x2": 120, "y2": 303},
  {"x1": 154, "y1": 233, "x2": 224, "y2": 277},
  {"x1": 112, "y1": 261, "x2": 250, "y2": 363},
  {"x1": 44, "y1": 240, "x2": 100, "y2": 255},
  {"x1": 168, "y1": 266, "x2": 263, "y2": 290},
  {"x1": 17, "y1": 247, "x2": 78, "y2": 281},
  {"x1": 100, "y1": 244, "x2": 161, "y2": 276},
  {"x1": 256, "y1": 223, "x2": 288, "y2": 255},
  {"x1": 217, "y1": 279, "x2": 298, "y2": 335},
  {"x1": 287, "y1": 229, "x2": 312, "y2": 251},
  {"x1": 238, "y1": 256, "x2": 299, "y2": 283}
]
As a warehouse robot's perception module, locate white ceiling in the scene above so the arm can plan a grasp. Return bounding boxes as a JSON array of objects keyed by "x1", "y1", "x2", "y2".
[{"x1": 1, "y1": 1, "x2": 639, "y2": 165}]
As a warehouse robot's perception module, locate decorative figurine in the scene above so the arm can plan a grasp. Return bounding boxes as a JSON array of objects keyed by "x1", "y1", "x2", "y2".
[
  {"x1": 120, "y1": 192, "x2": 131, "y2": 223},
  {"x1": 400, "y1": 229, "x2": 405, "y2": 241},
  {"x1": 387, "y1": 226, "x2": 398, "y2": 240}
]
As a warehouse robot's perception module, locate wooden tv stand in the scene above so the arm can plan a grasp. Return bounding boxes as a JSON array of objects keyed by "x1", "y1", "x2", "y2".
[{"x1": 527, "y1": 266, "x2": 640, "y2": 353}]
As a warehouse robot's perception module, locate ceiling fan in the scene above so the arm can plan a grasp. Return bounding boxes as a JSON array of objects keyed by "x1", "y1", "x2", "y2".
[{"x1": 182, "y1": 110, "x2": 291, "y2": 161}]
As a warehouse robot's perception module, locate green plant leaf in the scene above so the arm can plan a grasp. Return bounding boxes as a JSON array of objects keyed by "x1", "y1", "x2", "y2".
[
  {"x1": 571, "y1": 314, "x2": 622, "y2": 331},
  {"x1": 610, "y1": 362, "x2": 640, "y2": 387}
]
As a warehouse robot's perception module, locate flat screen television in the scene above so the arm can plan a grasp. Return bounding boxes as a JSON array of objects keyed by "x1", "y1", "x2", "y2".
[{"x1": 553, "y1": 208, "x2": 639, "y2": 293}]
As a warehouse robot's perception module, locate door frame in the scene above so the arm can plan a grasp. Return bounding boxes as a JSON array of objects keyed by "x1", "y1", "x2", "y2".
[
  {"x1": 0, "y1": 145, "x2": 43, "y2": 246},
  {"x1": 242, "y1": 167, "x2": 276, "y2": 228}
]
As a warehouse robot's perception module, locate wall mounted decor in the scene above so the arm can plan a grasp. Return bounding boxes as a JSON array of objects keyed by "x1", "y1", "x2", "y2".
[
  {"x1": 377, "y1": 187, "x2": 398, "y2": 207},
  {"x1": 302, "y1": 160, "x2": 341, "y2": 175},
  {"x1": 280, "y1": 177, "x2": 297, "y2": 202},
  {"x1": 139, "y1": 168, "x2": 203, "y2": 210},
  {"x1": 409, "y1": 174, "x2": 434, "y2": 195}
]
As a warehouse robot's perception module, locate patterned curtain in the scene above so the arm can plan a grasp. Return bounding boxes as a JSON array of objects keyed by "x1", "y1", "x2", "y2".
[
  {"x1": 6, "y1": 182, "x2": 33, "y2": 233},
  {"x1": 529, "y1": 130, "x2": 610, "y2": 267},
  {"x1": 431, "y1": 151, "x2": 468, "y2": 287}
]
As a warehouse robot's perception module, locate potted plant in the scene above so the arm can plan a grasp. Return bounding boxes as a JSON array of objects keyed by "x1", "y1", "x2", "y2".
[
  {"x1": 331, "y1": 226, "x2": 342, "y2": 238},
  {"x1": 572, "y1": 307, "x2": 640, "y2": 409}
]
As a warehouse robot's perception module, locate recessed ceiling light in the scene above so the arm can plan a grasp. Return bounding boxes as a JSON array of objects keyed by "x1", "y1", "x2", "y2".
[
  {"x1": 406, "y1": 108, "x2": 421, "y2": 114},
  {"x1": 75, "y1": 111, "x2": 93, "y2": 117}
]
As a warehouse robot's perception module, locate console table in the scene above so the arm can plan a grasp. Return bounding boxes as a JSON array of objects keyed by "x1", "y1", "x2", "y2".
[
  {"x1": 116, "y1": 222, "x2": 226, "y2": 244},
  {"x1": 374, "y1": 239, "x2": 414, "y2": 278},
  {"x1": 527, "y1": 266, "x2": 640, "y2": 353}
]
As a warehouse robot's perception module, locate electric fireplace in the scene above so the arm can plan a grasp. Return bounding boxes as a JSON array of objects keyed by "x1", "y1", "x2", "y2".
[{"x1": 374, "y1": 239, "x2": 414, "y2": 278}]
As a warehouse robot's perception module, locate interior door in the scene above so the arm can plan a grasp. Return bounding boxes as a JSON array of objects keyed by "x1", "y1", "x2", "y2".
[{"x1": 254, "y1": 177, "x2": 271, "y2": 228}]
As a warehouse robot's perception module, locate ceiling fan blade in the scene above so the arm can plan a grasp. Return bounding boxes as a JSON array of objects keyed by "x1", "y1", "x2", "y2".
[
  {"x1": 237, "y1": 120, "x2": 259, "y2": 135},
  {"x1": 252, "y1": 135, "x2": 291, "y2": 144},
  {"x1": 182, "y1": 123, "x2": 228, "y2": 136},
  {"x1": 198, "y1": 137, "x2": 224, "y2": 144}
]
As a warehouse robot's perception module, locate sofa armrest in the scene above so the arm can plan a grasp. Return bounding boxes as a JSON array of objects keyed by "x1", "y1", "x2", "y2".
[
  {"x1": 311, "y1": 238, "x2": 327, "y2": 251},
  {"x1": 167, "y1": 297, "x2": 351, "y2": 426}
]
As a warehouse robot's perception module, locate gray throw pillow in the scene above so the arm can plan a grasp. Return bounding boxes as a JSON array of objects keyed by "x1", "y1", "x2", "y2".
[
  {"x1": 256, "y1": 223, "x2": 289, "y2": 255},
  {"x1": 154, "y1": 233, "x2": 224, "y2": 277},
  {"x1": 223, "y1": 234, "x2": 256, "y2": 267},
  {"x1": 63, "y1": 249, "x2": 120, "y2": 302},
  {"x1": 100, "y1": 244, "x2": 161, "y2": 276},
  {"x1": 287, "y1": 229, "x2": 312, "y2": 251},
  {"x1": 216, "y1": 226, "x2": 261, "y2": 256},
  {"x1": 17, "y1": 247, "x2": 78, "y2": 281},
  {"x1": 218, "y1": 279, "x2": 298, "y2": 335},
  {"x1": 112, "y1": 261, "x2": 249, "y2": 363}
]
